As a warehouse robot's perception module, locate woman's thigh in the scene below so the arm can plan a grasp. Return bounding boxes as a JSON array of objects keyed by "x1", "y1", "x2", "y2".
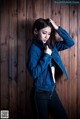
[
  {"x1": 30, "y1": 89, "x2": 49, "y2": 119},
  {"x1": 48, "y1": 90, "x2": 68, "y2": 119}
]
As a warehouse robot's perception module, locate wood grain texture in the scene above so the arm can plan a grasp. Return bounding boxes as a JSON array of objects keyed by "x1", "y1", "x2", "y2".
[
  {"x1": 9, "y1": 0, "x2": 18, "y2": 118},
  {"x1": 17, "y1": 0, "x2": 27, "y2": 118},
  {"x1": 69, "y1": 4, "x2": 78, "y2": 119},
  {"x1": 1, "y1": 0, "x2": 9, "y2": 110},
  {"x1": 60, "y1": 4, "x2": 70, "y2": 115},
  {"x1": 77, "y1": 4, "x2": 80, "y2": 119},
  {"x1": 0, "y1": 0, "x2": 80, "y2": 119}
]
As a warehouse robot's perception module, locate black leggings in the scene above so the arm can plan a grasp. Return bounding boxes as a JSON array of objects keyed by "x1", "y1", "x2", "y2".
[{"x1": 30, "y1": 88, "x2": 68, "y2": 119}]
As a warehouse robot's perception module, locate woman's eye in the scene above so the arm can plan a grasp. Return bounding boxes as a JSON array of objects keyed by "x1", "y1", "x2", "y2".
[
  {"x1": 42, "y1": 32, "x2": 46, "y2": 34},
  {"x1": 42, "y1": 32, "x2": 51, "y2": 35}
]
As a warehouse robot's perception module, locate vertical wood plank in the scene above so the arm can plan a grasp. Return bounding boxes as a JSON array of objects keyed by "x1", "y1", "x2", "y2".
[
  {"x1": 34, "y1": 0, "x2": 44, "y2": 19},
  {"x1": 1, "y1": 0, "x2": 9, "y2": 110},
  {"x1": 77, "y1": 4, "x2": 80, "y2": 119},
  {"x1": 17, "y1": 0, "x2": 26, "y2": 118},
  {"x1": 69, "y1": 4, "x2": 78, "y2": 119},
  {"x1": 51, "y1": 1, "x2": 60, "y2": 26},
  {"x1": 44, "y1": 0, "x2": 51, "y2": 18},
  {"x1": 9, "y1": 0, "x2": 18, "y2": 118},
  {"x1": 60, "y1": 4, "x2": 70, "y2": 115},
  {"x1": 0, "y1": 0, "x2": 1, "y2": 110},
  {"x1": 26, "y1": 0, "x2": 34, "y2": 118}
]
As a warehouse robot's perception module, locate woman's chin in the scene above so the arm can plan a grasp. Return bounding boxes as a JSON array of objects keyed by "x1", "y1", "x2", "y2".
[{"x1": 43, "y1": 41, "x2": 47, "y2": 44}]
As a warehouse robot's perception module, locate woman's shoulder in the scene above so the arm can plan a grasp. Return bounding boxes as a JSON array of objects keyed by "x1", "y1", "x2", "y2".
[
  {"x1": 30, "y1": 43, "x2": 41, "y2": 51},
  {"x1": 28, "y1": 42, "x2": 41, "y2": 56}
]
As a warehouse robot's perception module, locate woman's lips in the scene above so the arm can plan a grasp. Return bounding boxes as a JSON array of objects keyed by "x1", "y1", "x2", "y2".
[{"x1": 43, "y1": 39, "x2": 47, "y2": 42}]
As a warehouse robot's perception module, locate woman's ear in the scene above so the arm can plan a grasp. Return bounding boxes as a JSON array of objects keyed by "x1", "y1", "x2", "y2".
[{"x1": 34, "y1": 28, "x2": 38, "y2": 35}]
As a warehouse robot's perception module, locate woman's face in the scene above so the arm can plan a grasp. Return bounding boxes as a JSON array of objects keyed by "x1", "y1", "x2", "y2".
[{"x1": 38, "y1": 26, "x2": 51, "y2": 44}]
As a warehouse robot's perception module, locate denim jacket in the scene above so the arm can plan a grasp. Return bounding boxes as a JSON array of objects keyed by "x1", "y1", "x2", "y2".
[{"x1": 27, "y1": 26, "x2": 74, "y2": 92}]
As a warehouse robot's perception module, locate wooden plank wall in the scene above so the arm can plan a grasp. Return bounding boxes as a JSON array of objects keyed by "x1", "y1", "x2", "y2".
[{"x1": 0, "y1": 0, "x2": 80, "y2": 119}]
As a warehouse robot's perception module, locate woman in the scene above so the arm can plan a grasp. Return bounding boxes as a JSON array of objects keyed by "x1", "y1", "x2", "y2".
[{"x1": 27, "y1": 18, "x2": 74, "y2": 119}]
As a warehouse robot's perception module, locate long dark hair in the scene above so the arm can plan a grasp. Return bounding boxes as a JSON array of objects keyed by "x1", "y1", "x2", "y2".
[{"x1": 32, "y1": 18, "x2": 56, "y2": 46}]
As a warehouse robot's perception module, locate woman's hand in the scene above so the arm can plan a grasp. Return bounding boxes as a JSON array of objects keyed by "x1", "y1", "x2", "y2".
[
  {"x1": 49, "y1": 19, "x2": 59, "y2": 30},
  {"x1": 44, "y1": 45, "x2": 52, "y2": 55}
]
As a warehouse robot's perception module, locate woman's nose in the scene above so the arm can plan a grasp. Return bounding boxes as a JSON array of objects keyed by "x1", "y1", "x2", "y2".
[{"x1": 45, "y1": 34, "x2": 48, "y2": 39}]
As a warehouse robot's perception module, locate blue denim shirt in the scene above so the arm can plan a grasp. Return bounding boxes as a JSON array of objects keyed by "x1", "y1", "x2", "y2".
[{"x1": 27, "y1": 27, "x2": 74, "y2": 92}]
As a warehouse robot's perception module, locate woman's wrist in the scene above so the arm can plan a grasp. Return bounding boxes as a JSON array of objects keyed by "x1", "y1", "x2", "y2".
[
  {"x1": 49, "y1": 19, "x2": 59, "y2": 30},
  {"x1": 53, "y1": 23, "x2": 59, "y2": 30}
]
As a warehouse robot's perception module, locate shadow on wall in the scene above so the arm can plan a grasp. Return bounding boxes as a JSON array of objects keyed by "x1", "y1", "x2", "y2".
[
  {"x1": 16, "y1": 19, "x2": 34, "y2": 119},
  {"x1": 25, "y1": 20, "x2": 34, "y2": 119},
  {"x1": 0, "y1": 0, "x2": 34, "y2": 118}
]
